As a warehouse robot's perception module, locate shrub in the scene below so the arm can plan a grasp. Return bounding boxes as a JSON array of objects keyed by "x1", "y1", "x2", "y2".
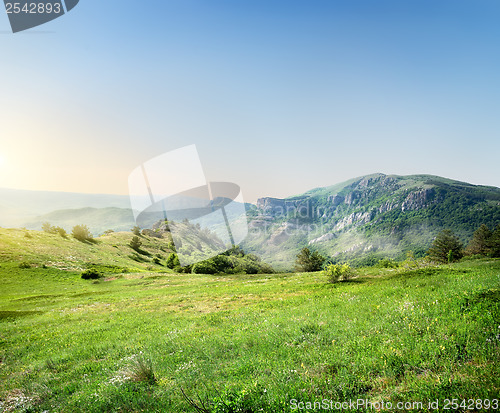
[
  {"x1": 324, "y1": 263, "x2": 355, "y2": 283},
  {"x1": 55, "y1": 226, "x2": 67, "y2": 238},
  {"x1": 81, "y1": 269, "x2": 103, "y2": 280},
  {"x1": 377, "y1": 258, "x2": 399, "y2": 268},
  {"x1": 192, "y1": 260, "x2": 217, "y2": 274},
  {"x1": 72, "y1": 225, "x2": 93, "y2": 242},
  {"x1": 42, "y1": 222, "x2": 66, "y2": 236},
  {"x1": 18, "y1": 261, "x2": 31, "y2": 269}
]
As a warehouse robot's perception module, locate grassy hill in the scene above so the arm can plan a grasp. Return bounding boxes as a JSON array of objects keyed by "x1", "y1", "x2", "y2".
[
  {"x1": 0, "y1": 227, "x2": 178, "y2": 274},
  {"x1": 0, "y1": 251, "x2": 499, "y2": 411}
]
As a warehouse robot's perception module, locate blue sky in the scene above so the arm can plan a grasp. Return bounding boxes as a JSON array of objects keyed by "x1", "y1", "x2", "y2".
[{"x1": 0, "y1": 0, "x2": 499, "y2": 202}]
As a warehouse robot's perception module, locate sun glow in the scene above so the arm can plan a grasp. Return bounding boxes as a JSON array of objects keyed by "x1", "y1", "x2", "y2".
[{"x1": 0, "y1": 154, "x2": 5, "y2": 167}]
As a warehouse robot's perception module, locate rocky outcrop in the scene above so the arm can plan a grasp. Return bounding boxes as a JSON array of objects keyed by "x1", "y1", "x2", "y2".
[
  {"x1": 256, "y1": 196, "x2": 313, "y2": 218},
  {"x1": 327, "y1": 194, "x2": 344, "y2": 206},
  {"x1": 401, "y1": 188, "x2": 435, "y2": 211},
  {"x1": 268, "y1": 222, "x2": 306, "y2": 245},
  {"x1": 334, "y1": 210, "x2": 374, "y2": 231},
  {"x1": 344, "y1": 191, "x2": 361, "y2": 206},
  {"x1": 308, "y1": 233, "x2": 336, "y2": 245},
  {"x1": 378, "y1": 201, "x2": 398, "y2": 214}
]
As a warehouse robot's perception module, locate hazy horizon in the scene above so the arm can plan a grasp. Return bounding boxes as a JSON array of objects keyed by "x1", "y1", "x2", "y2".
[{"x1": 1, "y1": 171, "x2": 499, "y2": 204}]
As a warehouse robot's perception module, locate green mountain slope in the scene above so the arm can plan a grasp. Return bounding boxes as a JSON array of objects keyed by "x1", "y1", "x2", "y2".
[{"x1": 243, "y1": 173, "x2": 500, "y2": 269}]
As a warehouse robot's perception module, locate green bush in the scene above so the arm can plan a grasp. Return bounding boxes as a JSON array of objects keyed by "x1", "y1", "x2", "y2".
[
  {"x1": 72, "y1": 225, "x2": 94, "y2": 242},
  {"x1": 192, "y1": 260, "x2": 217, "y2": 274},
  {"x1": 377, "y1": 258, "x2": 399, "y2": 268},
  {"x1": 324, "y1": 263, "x2": 355, "y2": 283},
  {"x1": 81, "y1": 269, "x2": 103, "y2": 280},
  {"x1": 166, "y1": 253, "x2": 180, "y2": 269},
  {"x1": 55, "y1": 226, "x2": 67, "y2": 238},
  {"x1": 18, "y1": 261, "x2": 31, "y2": 269}
]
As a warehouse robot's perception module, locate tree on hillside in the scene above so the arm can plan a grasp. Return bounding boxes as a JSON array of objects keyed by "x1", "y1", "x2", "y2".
[
  {"x1": 427, "y1": 229, "x2": 463, "y2": 263},
  {"x1": 72, "y1": 225, "x2": 93, "y2": 242},
  {"x1": 295, "y1": 247, "x2": 325, "y2": 272},
  {"x1": 131, "y1": 226, "x2": 141, "y2": 236},
  {"x1": 490, "y1": 224, "x2": 500, "y2": 258},
  {"x1": 129, "y1": 236, "x2": 143, "y2": 251},
  {"x1": 466, "y1": 224, "x2": 492, "y2": 256},
  {"x1": 42, "y1": 222, "x2": 53, "y2": 233},
  {"x1": 166, "y1": 253, "x2": 180, "y2": 269}
]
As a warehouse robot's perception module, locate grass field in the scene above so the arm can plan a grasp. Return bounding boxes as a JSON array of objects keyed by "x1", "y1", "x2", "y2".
[{"x1": 0, "y1": 230, "x2": 499, "y2": 411}]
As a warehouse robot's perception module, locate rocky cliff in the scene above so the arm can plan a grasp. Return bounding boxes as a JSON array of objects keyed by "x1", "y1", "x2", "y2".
[{"x1": 244, "y1": 173, "x2": 500, "y2": 269}]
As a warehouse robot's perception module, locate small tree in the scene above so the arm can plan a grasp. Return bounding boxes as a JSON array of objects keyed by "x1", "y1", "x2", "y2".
[
  {"x1": 131, "y1": 226, "x2": 141, "y2": 236},
  {"x1": 490, "y1": 224, "x2": 500, "y2": 258},
  {"x1": 42, "y1": 222, "x2": 53, "y2": 233},
  {"x1": 166, "y1": 253, "x2": 180, "y2": 269},
  {"x1": 466, "y1": 224, "x2": 492, "y2": 256},
  {"x1": 295, "y1": 247, "x2": 325, "y2": 272},
  {"x1": 72, "y1": 225, "x2": 93, "y2": 242},
  {"x1": 129, "y1": 236, "x2": 142, "y2": 251},
  {"x1": 427, "y1": 229, "x2": 463, "y2": 263}
]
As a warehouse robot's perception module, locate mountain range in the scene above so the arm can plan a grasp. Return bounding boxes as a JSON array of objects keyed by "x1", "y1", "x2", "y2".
[
  {"x1": 1, "y1": 173, "x2": 499, "y2": 270},
  {"x1": 241, "y1": 173, "x2": 500, "y2": 269}
]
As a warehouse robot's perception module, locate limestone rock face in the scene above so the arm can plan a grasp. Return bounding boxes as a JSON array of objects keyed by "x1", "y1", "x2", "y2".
[
  {"x1": 334, "y1": 210, "x2": 374, "y2": 231},
  {"x1": 308, "y1": 233, "x2": 336, "y2": 245},
  {"x1": 327, "y1": 195, "x2": 344, "y2": 206},
  {"x1": 401, "y1": 188, "x2": 436, "y2": 211},
  {"x1": 256, "y1": 197, "x2": 313, "y2": 218},
  {"x1": 344, "y1": 191, "x2": 361, "y2": 206}
]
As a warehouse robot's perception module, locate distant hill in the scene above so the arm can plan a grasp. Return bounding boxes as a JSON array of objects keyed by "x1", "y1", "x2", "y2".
[
  {"x1": 0, "y1": 187, "x2": 131, "y2": 227},
  {"x1": 242, "y1": 173, "x2": 500, "y2": 269},
  {"x1": 23, "y1": 207, "x2": 136, "y2": 235}
]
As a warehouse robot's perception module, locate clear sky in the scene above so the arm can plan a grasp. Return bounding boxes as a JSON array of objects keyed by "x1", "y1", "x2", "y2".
[{"x1": 1, "y1": 0, "x2": 499, "y2": 202}]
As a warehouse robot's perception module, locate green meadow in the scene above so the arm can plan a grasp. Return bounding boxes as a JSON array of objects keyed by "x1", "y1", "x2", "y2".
[{"x1": 0, "y1": 230, "x2": 499, "y2": 412}]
